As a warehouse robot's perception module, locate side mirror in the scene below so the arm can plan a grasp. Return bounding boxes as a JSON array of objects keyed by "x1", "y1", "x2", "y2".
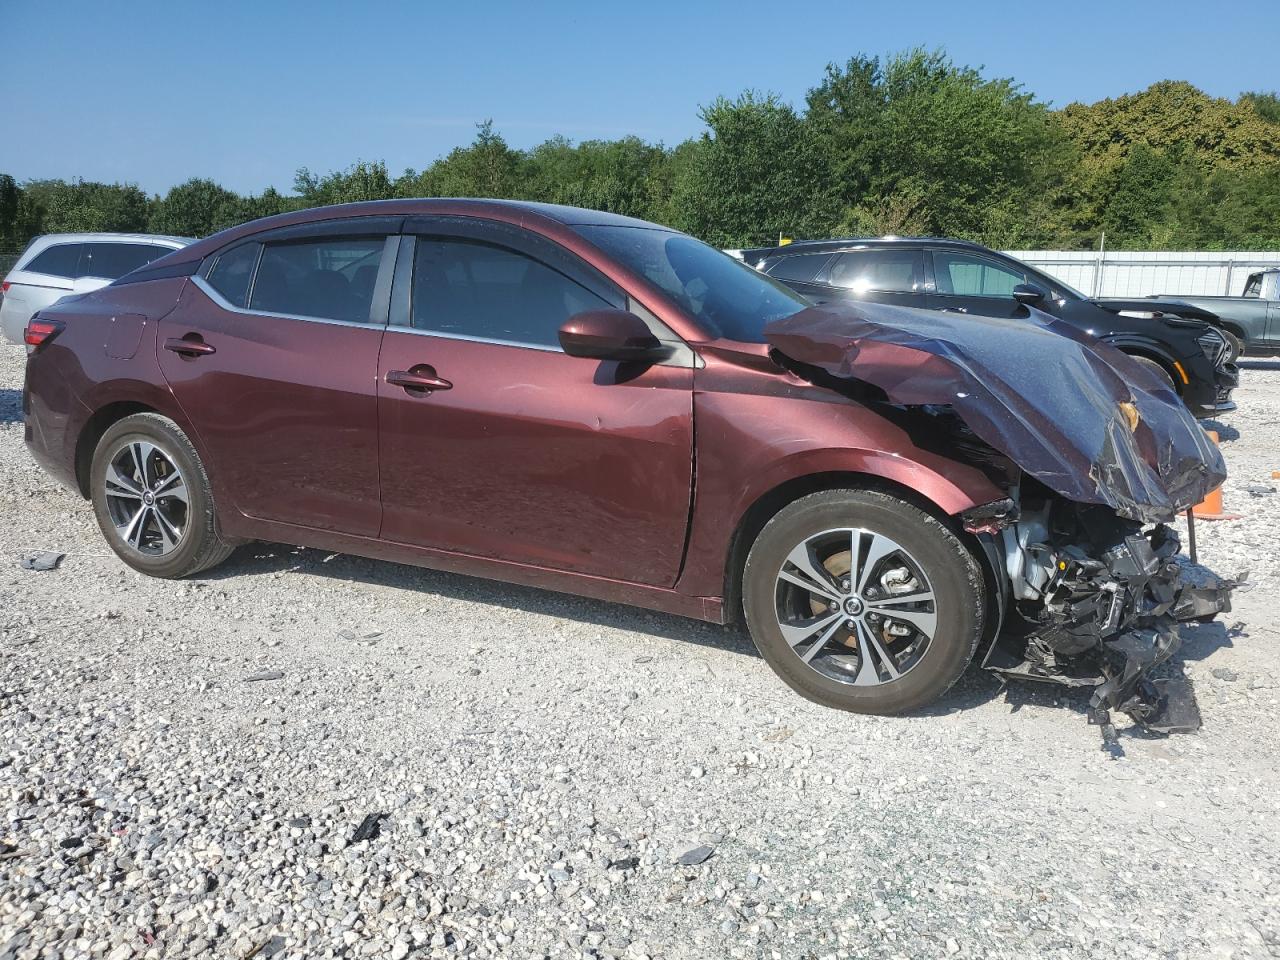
[
  {"x1": 559, "y1": 309, "x2": 672, "y2": 363},
  {"x1": 1012, "y1": 283, "x2": 1046, "y2": 306}
]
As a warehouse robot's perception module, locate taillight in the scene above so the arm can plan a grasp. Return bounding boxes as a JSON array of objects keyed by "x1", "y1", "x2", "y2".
[
  {"x1": 24, "y1": 318, "x2": 64, "y2": 348},
  {"x1": 1, "y1": 281, "x2": 10, "y2": 293}
]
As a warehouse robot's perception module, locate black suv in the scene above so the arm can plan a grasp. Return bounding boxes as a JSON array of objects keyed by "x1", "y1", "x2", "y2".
[{"x1": 743, "y1": 238, "x2": 1237, "y2": 418}]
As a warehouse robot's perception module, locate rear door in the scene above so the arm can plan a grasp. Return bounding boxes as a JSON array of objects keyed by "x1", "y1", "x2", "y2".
[
  {"x1": 376, "y1": 217, "x2": 694, "y2": 586},
  {"x1": 158, "y1": 219, "x2": 398, "y2": 536},
  {"x1": 923, "y1": 248, "x2": 1026, "y2": 319},
  {"x1": 819, "y1": 248, "x2": 926, "y2": 309}
]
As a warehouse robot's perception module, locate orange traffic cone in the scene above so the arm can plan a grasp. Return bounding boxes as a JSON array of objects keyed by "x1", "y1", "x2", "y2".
[{"x1": 1192, "y1": 431, "x2": 1240, "y2": 521}]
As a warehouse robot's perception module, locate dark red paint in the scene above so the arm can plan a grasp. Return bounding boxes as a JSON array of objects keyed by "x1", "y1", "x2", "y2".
[{"x1": 23, "y1": 199, "x2": 1008, "y2": 624}]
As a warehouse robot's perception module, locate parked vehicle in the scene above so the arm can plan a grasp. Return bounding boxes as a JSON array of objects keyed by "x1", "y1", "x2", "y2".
[
  {"x1": 1149, "y1": 268, "x2": 1280, "y2": 356},
  {"x1": 743, "y1": 238, "x2": 1238, "y2": 417},
  {"x1": 21, "y1": 200, "x2": 1233, "y2": 730},
  {"x1": 1, "y1": 233, "x2": 193, "y2": 344}
]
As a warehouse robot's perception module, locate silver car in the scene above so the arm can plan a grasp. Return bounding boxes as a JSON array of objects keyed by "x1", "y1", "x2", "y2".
[{"x1": 1, "y1": 233, "x2": 193, "y2": 344}]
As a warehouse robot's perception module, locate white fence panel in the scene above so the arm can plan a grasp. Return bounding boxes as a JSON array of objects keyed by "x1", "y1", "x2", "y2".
[{"x1": 1004, "y1": 250, "x2": 1280, "y2": 298}]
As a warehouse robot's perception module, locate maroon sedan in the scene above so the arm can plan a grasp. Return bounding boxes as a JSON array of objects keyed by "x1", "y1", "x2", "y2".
[{"x1": 21, "y1": 200, "x2": 1234, "y2": 730}]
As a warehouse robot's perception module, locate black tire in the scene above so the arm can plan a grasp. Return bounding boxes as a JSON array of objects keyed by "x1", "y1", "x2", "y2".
[
  {"x1": 742, "y1": 489, "x2": 984, "y2": 715},
  {"x1": 1129, "y1": 355, "x2": 1179, "y2": 393},
  {"x1": 90, "y1": 413, "x2": 234, "y2": 578},
  {"x1": 1221, "y1": 329, "x2": 1243, "y2": 362}
]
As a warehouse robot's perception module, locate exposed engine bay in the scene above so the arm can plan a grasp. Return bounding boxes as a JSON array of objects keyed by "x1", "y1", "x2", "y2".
[
  {"x1": 763, "y1": 300, "x2": 1245, "y2": 738},
  {"x1": 973, "y1": 492, "x2": 1241, "y2": 738}
]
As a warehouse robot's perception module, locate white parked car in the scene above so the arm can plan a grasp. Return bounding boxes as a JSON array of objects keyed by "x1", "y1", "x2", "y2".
[{"x1": 1, "y1": 233, "x2": 193, "y2": 344}]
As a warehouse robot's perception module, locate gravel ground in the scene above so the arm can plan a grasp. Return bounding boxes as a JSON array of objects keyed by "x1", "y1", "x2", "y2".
[{"x1": 0, "y1": 342, "x2": 1277, "y2": 960}]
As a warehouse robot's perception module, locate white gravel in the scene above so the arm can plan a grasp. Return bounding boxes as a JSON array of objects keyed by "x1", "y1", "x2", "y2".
[{"x1": 0, "y1": 343, "x2": 1277, "y2": 960}]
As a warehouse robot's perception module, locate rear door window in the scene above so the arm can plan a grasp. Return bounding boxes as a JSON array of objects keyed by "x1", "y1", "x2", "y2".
[
  {"x1": 249, "y1": 237, "x2": 386, "y2": 323},
  {"x1": 410, "y1": 238, "x2": 611, "y2": 348},
  {"x1": 206, "y1": 243, "x2": 260, "y2": 308},
  {"x1": 767, "y1": 253, "x2": 831, "y2": 283},
  {"x1": 24, "y1": 243, "x2": 83, "y2": 280},
  {"x1": 827, "y1": 249, "x2": 923, "y2": 292}
]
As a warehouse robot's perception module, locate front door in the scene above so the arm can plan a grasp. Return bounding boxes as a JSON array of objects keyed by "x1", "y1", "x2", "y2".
[
  {"x1": 158, "y1": 230, "x2": 395, "y2": 536},
  {"x1": 923, "y1": 248, "x2": 1028, "y2": 319},
  {"x1": 377, "y1": 228, "x2": 694, "y2": 587}
]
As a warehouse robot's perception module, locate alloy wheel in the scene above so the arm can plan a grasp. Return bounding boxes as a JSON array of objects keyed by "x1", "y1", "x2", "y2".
[
  {"x1": 774, "y1": 527, "x2": 937, "y2": 686},
  {"x1": 102, "y1": 439, "x2": 189, "y2": 556}
]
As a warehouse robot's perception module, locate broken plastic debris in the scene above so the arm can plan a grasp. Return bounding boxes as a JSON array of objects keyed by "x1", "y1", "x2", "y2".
[
  {"x1": 19, "y1": 551, "x2": 64, "y2": 571},
  {"x1": 351, "y1": 812, "x2": 388, "y2": 844},
  {"x1": 243, "y1": 669, "x2": 284, "y2": 682}
]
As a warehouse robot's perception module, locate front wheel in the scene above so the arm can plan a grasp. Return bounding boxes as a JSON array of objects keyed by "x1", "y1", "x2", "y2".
[
  {"x1": 742, "y1": 489, "x2": 985, "y2": 715},
  {"x1": 89, "y1": 413, "x2": 235, "y2": 578}
]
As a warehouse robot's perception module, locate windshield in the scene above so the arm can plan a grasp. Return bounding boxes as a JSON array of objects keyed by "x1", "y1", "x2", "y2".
[{"x1": 575, "y1": 225, "x2": 807, "y2": 342}]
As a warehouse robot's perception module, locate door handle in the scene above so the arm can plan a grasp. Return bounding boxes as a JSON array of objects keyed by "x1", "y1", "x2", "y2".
[
  {"x1": 164, "y1": 336, "x2": 216, "y2": 357},
  {"x1": 386, "y1": 369, "x2": 452, "y2": 393}
]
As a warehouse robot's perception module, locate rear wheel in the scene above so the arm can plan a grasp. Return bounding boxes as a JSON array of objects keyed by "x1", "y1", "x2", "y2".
[
  {"x1": 742, "y1": 489, "x2": 984, "y2": 715},
  {"x1": 90, "y1": 413, "x2": 234, "y2": 578}
]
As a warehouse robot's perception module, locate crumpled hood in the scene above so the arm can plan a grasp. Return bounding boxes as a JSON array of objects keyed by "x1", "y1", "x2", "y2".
[{"x1": 764, "y1": 301, "x2": 1225, "y2": 523}]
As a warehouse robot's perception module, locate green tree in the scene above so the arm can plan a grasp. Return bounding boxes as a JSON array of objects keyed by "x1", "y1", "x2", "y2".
[
  {"x1": 402, "y1": 121, "x2": 525, "y2": 198},
  {"x1": 21, "y1": 180, "x2": 149, "y2": 234},
  {"x1": 669, "y1": 92, "x2": 828, "y2": 247},
  {"x1": 1240, "y1": 91, "x2": 1280, "y2": 124},
  {"x1": 294, "y1": 160, "x2": 396, "y2": 207},
  {"x1": 524, "y1": 136, "x2": 673, "y2": 220},
  {"x1": 148, "y1": 178, "x2": 246, "y2": 237},
  {"x1": 805, "y1": 49, "x2": 1068, "y2": 246}
]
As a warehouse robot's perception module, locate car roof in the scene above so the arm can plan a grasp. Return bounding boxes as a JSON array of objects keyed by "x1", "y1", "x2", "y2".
[
  {"x1": 26, "y1": 232, "x2": 194, "y2": 247},
  {"x1": 761, "y1": 236, "x2": 993, "y2": 257},
  {"x1": 160, "y1": 199, "x2": 673, "y2": 268}
]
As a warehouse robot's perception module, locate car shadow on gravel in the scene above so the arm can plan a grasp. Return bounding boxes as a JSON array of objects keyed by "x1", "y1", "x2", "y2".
[
  {"x1": 1199, "y1": 419, "x2": 1239, "y2": 441},
  {"x1": 198, "y1": 543, "x2": 1242, "y2": 729},
  {"x1": 202, "y1": 543, "x2": 760, "y2": 657},
  {"x1": 0, "y1": 388, "x2": 21, "y2": 424}
]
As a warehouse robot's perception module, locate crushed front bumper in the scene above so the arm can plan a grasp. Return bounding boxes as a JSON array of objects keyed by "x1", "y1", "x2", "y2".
[{"x1": 983, "y1": 514, "x2": 1242, "y2": 736}]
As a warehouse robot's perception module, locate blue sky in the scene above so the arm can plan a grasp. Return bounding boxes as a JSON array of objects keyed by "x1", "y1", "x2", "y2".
[{"x1": 3, "y1": 0, "x2": 1274, "y2": 196}]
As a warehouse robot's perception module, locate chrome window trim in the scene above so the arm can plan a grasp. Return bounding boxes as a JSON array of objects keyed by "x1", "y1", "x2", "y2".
[
  {"x1": 191, "y1": 275, "x2": 385, "y2": 331},
  {"x1": 382, "y1": 323, "x2": 563, "y2": 354}
]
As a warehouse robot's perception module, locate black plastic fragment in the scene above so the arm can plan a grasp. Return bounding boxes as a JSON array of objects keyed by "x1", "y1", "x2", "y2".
[
  {"x1": 351, "y1": 812, "x2": 388, "y2": 844},
  {"x1": 19, "y1": 551, "x2": 64, "y2": 571}
]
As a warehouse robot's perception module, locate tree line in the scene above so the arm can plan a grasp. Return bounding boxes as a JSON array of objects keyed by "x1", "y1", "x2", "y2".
[{"x1": 3, "y1": 49, "x2": 1279, "y2": 254}]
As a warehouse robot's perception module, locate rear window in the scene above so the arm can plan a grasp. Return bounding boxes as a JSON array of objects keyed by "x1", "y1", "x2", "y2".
[
  {"x1": 24, "y1": 243, "x2": 83, "y2": 279},
  {"x1": 81, "y1": 243, "x2": 173, "y2": 280}
]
